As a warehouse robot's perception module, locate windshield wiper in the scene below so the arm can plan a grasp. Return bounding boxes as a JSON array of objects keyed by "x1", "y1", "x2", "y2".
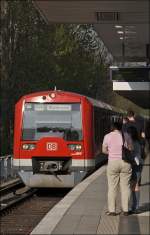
[
  {"x1": 37, "y1": 127, "x2": 51, "y2": 132},
  {"x1": 37, "y1": 127, "x2": 72, "y2": 133}
]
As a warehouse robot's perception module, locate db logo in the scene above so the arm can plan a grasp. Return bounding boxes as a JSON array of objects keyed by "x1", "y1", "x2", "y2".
[{"x1": 47, "y1": 142, "x2": 58, "y2": 151}]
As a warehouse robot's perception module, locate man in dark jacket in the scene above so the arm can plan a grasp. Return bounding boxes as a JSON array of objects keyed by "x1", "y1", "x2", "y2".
[{"x1": 122, "y1": 110, "x2": 145, "y2": 139}]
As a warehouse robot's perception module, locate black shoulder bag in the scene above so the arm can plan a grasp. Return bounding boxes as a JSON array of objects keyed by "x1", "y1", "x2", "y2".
[{"x1": 122, "y1": 133, "x2": 135, "y2": 164}]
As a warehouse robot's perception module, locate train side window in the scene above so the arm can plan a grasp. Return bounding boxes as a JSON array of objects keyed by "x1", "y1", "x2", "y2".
[{"x1": 94, "y1": 107, "x2": 103, "y2": 146}]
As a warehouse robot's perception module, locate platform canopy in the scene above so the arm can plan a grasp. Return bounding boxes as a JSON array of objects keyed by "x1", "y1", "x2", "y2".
[{"x1": 34, "y1": 0, "x2": 150, "y2": 109}]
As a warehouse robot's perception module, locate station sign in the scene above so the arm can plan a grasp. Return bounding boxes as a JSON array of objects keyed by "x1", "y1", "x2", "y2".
[{"x1": 110, "y1": 66, "x2": 150, "y2": 82}]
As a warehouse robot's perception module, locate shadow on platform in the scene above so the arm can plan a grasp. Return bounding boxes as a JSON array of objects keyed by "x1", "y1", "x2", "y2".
[{"x1": 139, "y1": 202, "x2": 150, "y2": 213}]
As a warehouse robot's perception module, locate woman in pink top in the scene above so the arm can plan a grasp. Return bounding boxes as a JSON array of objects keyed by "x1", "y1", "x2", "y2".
[{"x1": 102, "y1": 121, "x2": 132, "y2": 216}]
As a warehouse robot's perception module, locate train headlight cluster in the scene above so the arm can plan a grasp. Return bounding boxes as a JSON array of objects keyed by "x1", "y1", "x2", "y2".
[
  {"x1": 22, "y1": 144, "x2": 36, "y2": 150},
  {"x1": 68, "y1": 144, "x2": 82, "y2": 151}
]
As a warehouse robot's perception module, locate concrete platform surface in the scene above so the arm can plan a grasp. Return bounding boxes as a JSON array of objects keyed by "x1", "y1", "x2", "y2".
[{"x1": 31, "y1": 156, "x2": 150, "y2": 235}]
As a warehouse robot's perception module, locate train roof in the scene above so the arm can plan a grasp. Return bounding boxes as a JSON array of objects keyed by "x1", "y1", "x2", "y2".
[
  {"x1": 87, "y1": 97, "x2": 124, "y2": 114},
  {"x1": 20, "y1": 90, "x2": 82, "y2": 100}
]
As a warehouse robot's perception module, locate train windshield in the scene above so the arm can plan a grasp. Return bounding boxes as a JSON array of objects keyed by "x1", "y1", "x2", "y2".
[{"x1": 22, "y1": 103, "x2": 82, "y2": 141}]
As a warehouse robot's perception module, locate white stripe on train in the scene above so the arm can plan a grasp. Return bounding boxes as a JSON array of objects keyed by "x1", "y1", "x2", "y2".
[{"x1": 13, "y1": 158, "x2": 95, "y2": 167}]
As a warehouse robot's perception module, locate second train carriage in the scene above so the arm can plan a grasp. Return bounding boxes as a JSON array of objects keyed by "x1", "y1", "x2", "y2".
[{"x1": 13, "y1": 90, "x2": 123, "y2": 188}]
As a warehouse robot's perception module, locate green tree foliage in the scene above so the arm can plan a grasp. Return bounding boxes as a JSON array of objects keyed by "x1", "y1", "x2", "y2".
[
  {"x1": 1, "y1": 0, "x2": 56, "y2": 154},
  {"x1": 70, "y1": 24, "x2": 113, "y2": 65},
  {"x1": 53, "y1": 25, "x2": 99, "y2": 96}
]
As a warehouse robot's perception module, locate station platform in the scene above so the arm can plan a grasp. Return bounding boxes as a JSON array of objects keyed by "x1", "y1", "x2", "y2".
[{"x1": 31, "y1": 156, "x2": 150, "y2": 235}]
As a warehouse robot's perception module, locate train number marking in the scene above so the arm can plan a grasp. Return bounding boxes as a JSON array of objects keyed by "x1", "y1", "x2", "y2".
[{"x1": 47, "y1": 142, "x2": 58, "y2": 151}]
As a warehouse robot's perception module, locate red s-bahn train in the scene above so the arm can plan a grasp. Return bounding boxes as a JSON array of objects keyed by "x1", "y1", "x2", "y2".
[{"x1": 13, "y1": 90, "x2": 122, "y2": 188}]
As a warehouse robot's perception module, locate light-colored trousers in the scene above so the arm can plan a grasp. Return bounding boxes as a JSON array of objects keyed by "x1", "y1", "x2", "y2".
[{"x1": 107, "y1": 159, "x2": 132, "y2": 212}]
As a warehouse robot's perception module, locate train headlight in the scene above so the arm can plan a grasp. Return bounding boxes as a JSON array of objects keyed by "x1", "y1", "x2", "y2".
[
  {"x1": 75, "y1": 144, "x2": 82, "y2": 151},
  {"x1": 29, "y1": 144, "x2": 36, "y2": 150},
  {"x1": 49, "y1": 93, "x2": 56, "y2": 98},
  {"x1": 68, "y1": 144, "x2": 82, "y2": 151},
  {"x1": 22, "y1": 144, "x2": 29, "y2": 150},
  {"x1": 68, "y1": 144, "x2": 76, "y2": 151},
  {"x1": 22, "y1": 144, "x2": 36, "y2": 150}
]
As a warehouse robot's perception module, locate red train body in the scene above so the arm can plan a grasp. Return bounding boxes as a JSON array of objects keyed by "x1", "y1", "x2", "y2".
[{"x1": 13, "y1": 90, "x2": 121, "y2": 187}]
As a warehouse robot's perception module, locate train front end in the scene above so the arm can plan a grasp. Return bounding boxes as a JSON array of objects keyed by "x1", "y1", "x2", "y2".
[{"x1": 13, "y1": 91, "x2": 93, "y2": 188}]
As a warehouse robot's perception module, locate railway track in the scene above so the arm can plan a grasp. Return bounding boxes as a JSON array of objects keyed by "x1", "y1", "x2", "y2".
[
  {"x1": 0, "y1": 163, "x2": 105, "y2": 234},
  {"x1": 0, "y1": 179, "x2": 34, "y2": 213},
  {"x1": 0, "y1": 187, "x2": 37, "y2": 213},
  {"x1": 0, "y1": 188, "x2": 70, "y2": 234},
  {"x1": 0, "y1": 178, "x2": 24, "y2": 196}
]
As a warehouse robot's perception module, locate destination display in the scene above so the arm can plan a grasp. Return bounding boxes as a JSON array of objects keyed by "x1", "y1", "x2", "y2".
[
  {"x1": 25, "y1": 103, "x2": 72, "y2": 111},
  {"x1": 46, "y1": 104, "x2": 71, "y2": 111}
]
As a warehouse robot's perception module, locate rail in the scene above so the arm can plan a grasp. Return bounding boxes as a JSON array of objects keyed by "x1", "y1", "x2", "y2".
[
  {"x1": 0, "y1": 188, "x2": 37, "y2": 214},
  {"x1": 0, "y1": 155, "x2": 17, "y2": 183}
]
